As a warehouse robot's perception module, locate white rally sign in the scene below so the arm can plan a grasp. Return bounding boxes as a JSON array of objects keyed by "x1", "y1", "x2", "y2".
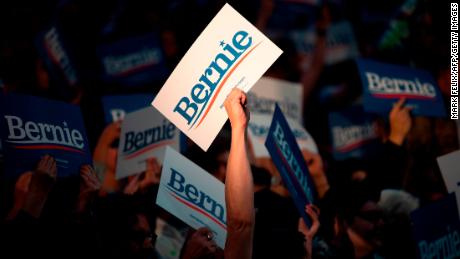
[
  {"x1": 437, "y1": 150, "x2": 460, "y2": 217},
  {"x1": 156, "y1": 147, "x2": 226, "y2": 248},
  {"x1": 248, "y1": 113, "x2": 317, "y2": 158},
  {"x1": 152, "y1": 3, "x2": 282, "y2": 151},
  {"x1": 116, "y1": 107, "x2": 181, "y2": 179},
  {"x1": 247, "y1": 77, "x2": 303, "y2": 123}
]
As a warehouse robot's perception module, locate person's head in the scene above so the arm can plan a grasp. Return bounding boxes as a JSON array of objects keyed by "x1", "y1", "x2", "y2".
[
  {"x1": 340, "y1": 181, "x2": 384, "y2": 251},
  {"x1": 321, "y1": 180, "x2": 384, "y2": 257}
]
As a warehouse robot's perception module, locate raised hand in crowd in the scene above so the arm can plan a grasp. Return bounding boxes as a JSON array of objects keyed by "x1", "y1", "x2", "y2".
[
  {"x1": 22, "y1": 154, "x2": 57, "y2": 218},
  {"x1": 224, "y1": 88, "x2": 255, "y2": 259},
  {"x1": 124, "y1": 157, "x2": 161, "y2": 195},
  {"x1": 389, "y1": 98, "x2": 413, "y2": 146},
  {"x1": 180, "y1": 227, "x2": 223, "y2": 259},
  {"x1": 75, "y1": 165, "x2": 100, "y2": 215},
  {"x1": 6, "y1": 171, "x2": 32, "y2": 220},
  {"x1": 298, "y1": 205, "x2": 320, "y2": 259},
  {"x1": 93, "y1": 120, "x2": 122, "y2": 165},
  {"x1": 255, "y1": 0, "x2": 275, "y2": 31}
]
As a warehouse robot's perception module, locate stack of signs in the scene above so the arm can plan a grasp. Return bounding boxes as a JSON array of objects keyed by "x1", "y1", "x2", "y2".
[
  {"x1": 265, "y1": 104, "x2": 316, "y2": 226},
  {"x1": 102, "y1": 94, "x2": 153, "y2": 124},
  {"x1": 328, "y1": 106, "x2": 380, "y2": 161},
  {"x1": 0, "y1": 93, "x2": 92, "y2": 177},
  {"x1": 152, "y1": 3, "x2": 282, "y2": 151},
  {"x1": 36, "y1": 26, "x2": 79, "y2": 99},
  {"x1": 411, "y1": 193, "x2": 460, "y2": 259},
  {"x1": 437, "y1": 150, "x2": 460, "y2": 217},
  {"x1": 357, "y1": 58, "x2": 446, "y2": 117},
  {"x1": 249, "y1": 113, "x2": 317, "y2": 158},
  {"x1": 156, "y1": 147, "x2": 226, "y2": 248},
  {"x1": 247, "y1": 77, "x2": 303, "y2": 123},
  {"x1": 116, "y1": 107, "x2": 181, "y2": 179},
  {"x1": 290, "y1": 21, "x2": 360, "y2": 69},
  {"x1": 97, "y1": 33, "x2": 169, "y2": 87}
]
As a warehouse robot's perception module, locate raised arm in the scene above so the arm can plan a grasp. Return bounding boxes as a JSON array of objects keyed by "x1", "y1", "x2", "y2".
[{"x1": 223, "y1": 88, "x2": 254, "y2": 259}]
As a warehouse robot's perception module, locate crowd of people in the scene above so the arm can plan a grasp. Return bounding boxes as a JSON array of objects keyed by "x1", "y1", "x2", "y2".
[{"x1": 0, "y1": 0, "x2": 457, "y2": 258}]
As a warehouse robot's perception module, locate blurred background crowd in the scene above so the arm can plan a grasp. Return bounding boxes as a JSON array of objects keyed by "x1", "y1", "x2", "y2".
[{"x1": 0, "y1": 0, "x2": 457, "y2": 258}]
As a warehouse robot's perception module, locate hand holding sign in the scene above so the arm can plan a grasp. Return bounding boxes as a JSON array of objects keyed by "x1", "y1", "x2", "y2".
[
  {"x1": 224, "y1": 88, "x2": 249, "y2": 130},
  {"x1": 389, "y1": 98, "x2": 413, "y2": 146}
]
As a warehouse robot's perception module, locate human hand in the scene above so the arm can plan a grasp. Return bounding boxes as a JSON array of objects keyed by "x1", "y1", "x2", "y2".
[
  {"x1": 389, "y1": 98, "x2": 412, "y2": 146},
  {"x1": 180, "y1": 227, "x2": 219, "y2": 259},
  {"x1": 224, "y1": 88, "x2": 249, "y2": 131},
  {"x1": 139, "y1": 157, "x2": 161, "y2": 190},
  {"x1": 76, "y1": 165, "x2": 100, "y2": 213},
  {"x1": 100, "y1": 121, "x2": 122, "y2": 146},
  {"x1": 298, "y1": 204, "x2": 320, "y2": 240},
  {"x1": 22, "y1": 155, "x2": 57, "y2": 218},
  {"x1": 6, "y1": 171, "x2": 33, "y2": 220}
]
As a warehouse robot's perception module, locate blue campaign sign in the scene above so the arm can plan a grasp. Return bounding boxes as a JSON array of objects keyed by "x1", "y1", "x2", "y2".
[
  {"x1": 102, "y1": 94, "x2": 153, "y2": 124},
  {"x1": 357, "y1": 58, "x2": 446, "y2": 117},
  {"x1": 97, "y1": 33, "x2": 169, "y2": 87},
  {"x1": 411, "y1": 193, "x2": 460, "y2": 259},
  {"x1": 0, "y1": 93, "x2": 92, "y2": 178},
  {"x1": 35, "y1": 26, "x2": 79, "y2": 88},
  {"x1": 328, "y1": 106, "x2": 380, "y2": 161},
  {"x1": 265, "y1": 104, "x2": 316, "y2": 226}
]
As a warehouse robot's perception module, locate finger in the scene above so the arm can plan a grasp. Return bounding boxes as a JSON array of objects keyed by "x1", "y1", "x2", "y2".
[
  {"x1": 309, "y1": 204, "x2": 320, "y2": 216},
  {"x1": 393, "y1": 98, "x2": 406, "y2": 110}
]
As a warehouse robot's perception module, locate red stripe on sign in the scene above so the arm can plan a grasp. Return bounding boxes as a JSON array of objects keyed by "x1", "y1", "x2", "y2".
[
  {"x1": 194, "y1": 41, "x2": 263, "y2": 129},
  {"x1": 336, "y1": 138, "x2": 376, "y2": 153},
  {"x1": 169, "y1": 191, "x2": 227, "y2": 230},
  {"x1": 372, "y1": 93, "x2": 434, "y2": 100},
  {"x1": 124, "y1": 140, "x2": 174, "y2": 160},
  {"x1": 13, "y1": 144, "x2": 85, "y2": 154}
]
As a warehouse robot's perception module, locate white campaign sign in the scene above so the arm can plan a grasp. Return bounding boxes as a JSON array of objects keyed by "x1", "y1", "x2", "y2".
[
  {"x1": 116, "y1": 107, "x2": 181, "y2": 179},
  {"x1": 437, "y1": 150, "x2": 460, "y2": 217},
  {"x1": 156, "y1": 147, "x2": 227, "y2": 248},
  {"x1": 248, "y1": 77, "x2": 303, "y2": 123},
  {"x1": 248, "y1": 113, "x2": 317, "y2": 158},
  {"x1": 152, "y1": 3, "x2": 282, "y2": 151}
]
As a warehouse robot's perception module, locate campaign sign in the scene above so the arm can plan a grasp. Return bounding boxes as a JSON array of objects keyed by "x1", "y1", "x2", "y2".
[
  {"x1": 36, "y1": 26, "x2": 78, "y2": 87},
  {"x1": 328, "y1": 106, "x2": 380, "y2": 160},
  {"x1": 437, "y1": 150, "x2": 460, "y2": 217},
  {"x1": 116, "y1": 107, "x2": 181, "y2": 179},
  {"x1": 248, "y1": 113, "x2": 317, "y2": 158},
  {"x1": 248, "y1": 77, "x2": 303, "y2": 123},
  {"x1": 102, "y1": 94, "x2": 153, "y2": 124},
  {"x1": 265, "y1": 104, "x2": 316, "y2": 226},
  {"x1": 152, "y1": 3, "x2": 282, "y2": 151},
  {"x1": 156, "y1": 147, "x2": 226, "y2": 248},
  {"x1": 411, "y1": 193, "x2": 460, "y2": 259},
  {"x1": 0, "y1": 93, "x2": 92, "y2": 177},
  {"x1": 357, "y1": 58, "x2": 446, "y2": 117},
  {"x1": 290, "y1": 21, "x2": 360, "y2": 68},
  {"x1": 97, "y1": 33, "x2": 169, "y2": 87}
]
